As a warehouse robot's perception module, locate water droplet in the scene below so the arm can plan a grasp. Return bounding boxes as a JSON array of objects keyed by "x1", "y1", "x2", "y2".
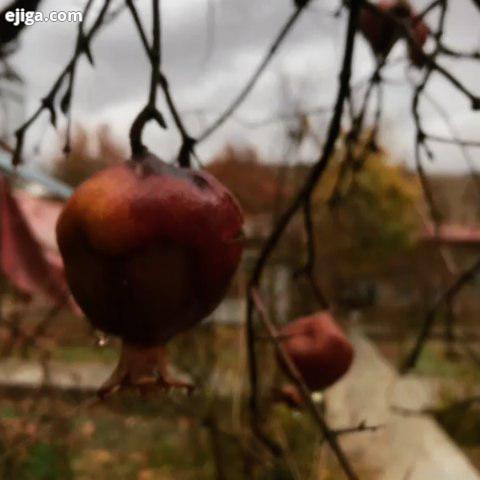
[{"x1": 95, "y1": 332, "x2": 109, "y2": 347}]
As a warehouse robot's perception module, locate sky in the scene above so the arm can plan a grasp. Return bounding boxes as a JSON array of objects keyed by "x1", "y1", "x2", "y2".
[{"x1": 1, "y1": 0, "x2": 480, "y2": 172}]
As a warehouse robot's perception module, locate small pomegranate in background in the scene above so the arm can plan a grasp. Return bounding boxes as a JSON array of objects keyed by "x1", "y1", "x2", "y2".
[
  {"x1": 56, "y1": 153, "x2": 244, "y2": 395},
  {"x1": 359, "y1": 1, "x2": 412, "y2": 59},
  {"x1": 279, "y1": 312, "x2": 353, "y2": 391},
  {"x1": 359, "y1": 0, "x2": 430, "y2": 68}
]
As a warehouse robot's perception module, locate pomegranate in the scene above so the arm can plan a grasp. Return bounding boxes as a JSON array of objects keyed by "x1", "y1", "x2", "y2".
[
  {"x1": 408, "y1": 15, "x2": 430, "y2": 67},
  {"x1": 359, "y1": 1, "x2": 412, "y2": 59},
  {"x1": 56, "y1": 153, "x2": 244, "y2": 395},
  {"x1": 279, "y1": 312, "x2": 353, "y2": 391},
  {"x1": 359, "y1": 1, "x2": 429, "y2": 67}
]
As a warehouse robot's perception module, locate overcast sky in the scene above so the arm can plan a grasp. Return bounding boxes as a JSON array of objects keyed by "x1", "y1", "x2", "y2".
[{"x1": 2, "y1": 0, "x2": 480, "y2": 172}]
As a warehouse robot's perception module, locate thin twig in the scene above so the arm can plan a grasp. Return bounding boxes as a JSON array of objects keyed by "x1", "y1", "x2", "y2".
[
  {"x1": 12, "y1": 0, "x2": 112, "y2": 165},
  {"x1": 126, "y1": 0, "x2": 195, "y2": 166},
  {"x1": 402, "y1": 256, "x2": 480, "y2": 372},
  {"x1": 129, "y1": 0, "x2": 166, "y2": 157},
  {"x1": 197, "y1": 2, "x2": 311, "y2": 143},
  {"x1": 426, "y1": 134, "x2": 480, "y2": 148}
]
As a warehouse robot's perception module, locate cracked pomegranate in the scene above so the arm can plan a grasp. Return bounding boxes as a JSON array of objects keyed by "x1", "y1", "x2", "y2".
[
  {"x1": 56, "y1": 154, "x2": 244, "y2": 394},
  {"x1": 279, "y1": 312, "x2": 353, "y2": 391}
]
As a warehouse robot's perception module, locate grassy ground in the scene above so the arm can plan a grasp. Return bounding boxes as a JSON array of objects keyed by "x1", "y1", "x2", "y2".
[
  {"x1": 2, "y1": 307, "x2": 480, "y2": 479},
  {"x1": 0, "y1": 384, "x2": 327, "y2": 480},
  {"x1": 0, "y1": 322, "x2": 332, "y2": 480}
]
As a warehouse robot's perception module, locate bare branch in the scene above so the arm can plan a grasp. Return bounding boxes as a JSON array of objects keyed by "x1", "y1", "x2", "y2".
[
  {"x1": 402, "y1": 256, "x2": 480, "y2": 373},
  {"x1": 12, "y1": 0, "x2": 112, "y2": 165},
  {"x1": 126, "y1": 0, "x2": 195, "y2": 166}
]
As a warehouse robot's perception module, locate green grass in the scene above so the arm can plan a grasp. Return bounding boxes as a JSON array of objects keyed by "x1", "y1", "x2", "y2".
[
  {"x1": 51, "y1": 346, "x2": 118, "y2": 364},
  {"x1": 5, "y1": 321, "x2": 478, "y2": 478},
  {"x1": 18, "y1": 442, "x2": 73, "y2": 480},
  {"x1": 0, "y1": 406, "x2": 18, "y2": 419},
  {"x1": 414, "y1": 343, "x2": 480, "y2": 384}
]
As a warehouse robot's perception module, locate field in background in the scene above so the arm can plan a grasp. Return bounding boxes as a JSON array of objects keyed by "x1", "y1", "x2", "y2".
[{"x1": 1, "y1": 306, "x2": 480, "y2": 479}]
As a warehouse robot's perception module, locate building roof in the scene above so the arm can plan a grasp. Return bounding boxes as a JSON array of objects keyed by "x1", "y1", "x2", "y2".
[{"x1": 421, "y1": 224, "x2": 480, "y2": 245}]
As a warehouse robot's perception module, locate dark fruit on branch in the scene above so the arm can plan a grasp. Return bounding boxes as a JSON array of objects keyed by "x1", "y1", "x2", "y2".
[
  {"x1": 408, "y1": 15, "x2": 430, "y2": 67},
  {"x1": 359, "y1": 0, "x2": 430, "y2": 68},
  {"x1": 56, "y1": 154, "x2": 244, "y2": 394},
  {"x1": 279, "y1": 312, "x2": 353, "y2": 391},
  {"x1": 359, "y1": 1, "x2": 411, "y2": 59},
  {"x1": 57, "y1": 154, "x2": 243, "y2": 344}
]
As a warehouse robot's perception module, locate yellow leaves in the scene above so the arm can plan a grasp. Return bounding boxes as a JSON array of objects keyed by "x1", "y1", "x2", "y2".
[
  {"x1": 312, "y1": 143, "x2": 421, "y2": 208},
  {"x1": 309, "y1": 138, "x2": 422, "y2": 279}
]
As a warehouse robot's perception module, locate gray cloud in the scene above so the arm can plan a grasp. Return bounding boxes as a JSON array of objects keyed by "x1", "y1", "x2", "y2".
[{"x1": 4, "y1": 0, "x2": 480, "y2": 171}]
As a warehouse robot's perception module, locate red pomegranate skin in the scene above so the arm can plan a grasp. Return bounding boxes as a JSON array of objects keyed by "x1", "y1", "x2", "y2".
[
  {"x1": 56, "y1": 154, "x2": 244, "y2": 346},
  {"x1": 359, "y1": 1, "x2": 412, "y2": 58},
  {"x1": 280, "y1": 312, "x2": 353, "y2": 391}
]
